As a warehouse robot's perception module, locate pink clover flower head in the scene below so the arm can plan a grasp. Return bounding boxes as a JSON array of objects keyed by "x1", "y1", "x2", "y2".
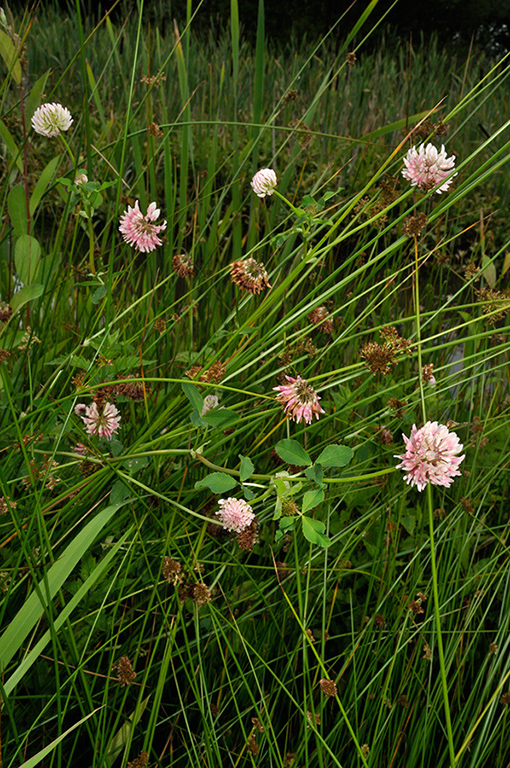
[
  {"x1": 273, "y1": 375, "x2": 325, "y2": 424},
  {"x1": 251, "y1": 168, "x2": 277, "y2": 198},
  {"x1": 31, "y1": 103, "x2": 73, "y2": 137},
  {"x1": 119, "y1": 200, "x2": 167, "y2": 253},
  {"x1": 395, "y1": 420, "x2": 465, "y2": 492},
  {"x1": 78, "y1": 402, "x2": 121, "y2": 440},
  {"x1": 402, "y1": 143, "x2": 457, "y2": 194},
  {"x1": 216, "y1": 497, "x2": 255, "y2": 533}
]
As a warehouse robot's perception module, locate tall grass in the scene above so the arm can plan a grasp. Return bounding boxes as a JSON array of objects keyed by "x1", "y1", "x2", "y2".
[{"x1": 0, "y1": 1, "x2": 509, "y2": 766}]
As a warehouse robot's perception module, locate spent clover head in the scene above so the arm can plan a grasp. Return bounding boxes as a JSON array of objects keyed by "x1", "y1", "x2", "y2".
[
  {"x1": 31, "y1": 103, "x2": 73, "y2": 137},
  {"x1": 402, "y1": 143, "x2": 456, "y2": 194},
  {"x1": 395, "y1": 421, "x2": 464, "y2": 491},
  {"x1": 251, "y1": 168, "x2": 277, "y2": 197},
  {"x1": 274, "y1": 375, "x2": 324, "y2": 424},
  {"x1": 119, "y1": 200, "x2": 167, "y2": 253}
]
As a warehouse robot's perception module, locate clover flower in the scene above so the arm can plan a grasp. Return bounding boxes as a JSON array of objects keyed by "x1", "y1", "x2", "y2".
[
  {"x1": 230, "y1": 257, "x2": 271, "y2": 294},
  {"x1": 402, "y1": 143, "x2": 456, "y2": 194},
  {"x1": 395, "y1": 421, "x2": 464, "y2": 491},
  {"x1": 118, "y1": 200, "x2": 167, "y2": 253},
  {"x1": 31, "y1": 103, "x2": 73, "y2": 137},
  {"x1": 216, "y1": 497, "x2": 255, "y2": 533},
  {"x1": 274, "y1": 375, "x2": 325, "y2": 424},
  {"x1": 251, "y1": 168, "x2": 277, "y2": 198},
  {"x1": 75, "y1": 402, "x2": 121, "y2": 440},
  {"x1": 201, "y1": 394, "x2": 219, "y2": 415}
]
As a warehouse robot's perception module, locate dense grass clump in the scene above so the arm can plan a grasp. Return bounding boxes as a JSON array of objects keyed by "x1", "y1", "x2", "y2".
[{"x1": 0, "y1": 2, "x2": 510, "y2": 767}]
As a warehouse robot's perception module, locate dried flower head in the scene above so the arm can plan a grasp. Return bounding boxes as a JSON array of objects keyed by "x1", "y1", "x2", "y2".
[
  {"x1": 402, "y1": 212, "x2": 428, "y2": 237},
  {"x1": 402, "y1": 143, "x2": 457, "y2": 194},
  {"x1": 308, "y1": 306, "x2": 334, "y2": 334},
  {"x1": 230, "y1": 258, "x2": 271, "y2": 294},
  {"x1": 422, "y1": 364, "x2": 436, "y2": 384},
  {"x1": 127, "y1": 751, "x2": 148, "y2": 768},
  {"x1": 162, "y1": 556, "x2": 183, "y2": 585},
  {"x1": 319, "y1": 678, "x2": 338, "y2": 698},
  {"x1": 0, "y1": 497, "x2": 16, "y2": 515},
  {"x1": 114, "y1": 655, "x2": 136, "y2": 686},
  {"x1": 395, "y1": 421, "x2": 465, "y2": 492},
  {"x1": 282, "y1": 88, "x2": 299, "y2": 105},
  {"x1": 216, "y1": 497, "x2": 255, "y2": 533},
  {"x1": 360, "y1": 326, "x2": 412, "y2": 376},
  {"x1": 346, "y1": 50, "x2": 357, "y2": 66},
  {"x1": 119, "y1": 200, "x2": 167, "y2": 253},
  {"x1": 192, "y1": 582, "x2": 212, "y2": 607},
  {"x1": 0, "y1": 302, "x2": 12, "y2": 322},
  {"x1": 251, "y1": 168, "x2": 277, "y2": 197},
  {"x1": 31, "y1": 103, "x2": 73, "y2": 137},
  {"x1": 185, "y1": 361, "x2": 226, "y2": 384},
  {"x1": 172, "y1": 252, "x2": 194, "y2": 278},
  {"x1": 274, "y1": 375, "x2": 325, "y2": 424},
  {"x1": 76, "y1": 401, "x2": 121, "y2": 440},
  {"x1": 476, "y1": 286, "x2": 510, "y2": 326},
  {"x1": 500, "y1": 692, "x2": 510, "y2": 706}
]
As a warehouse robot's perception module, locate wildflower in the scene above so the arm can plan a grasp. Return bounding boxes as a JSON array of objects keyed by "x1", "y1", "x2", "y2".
[
  {"x1": 230, "y1": 258, "x2": 271, "y2": 294},
  {"x1": 360, "y1": 326, "x2": 412, "y2": 376},
  {"x1": 402, "y1": 143, "x2": 456, "y2": 194},
  {"x1": 192, "y1": 582, "x2": 211, "y2": 607},
  {"x1": 402, "y1": 212, "x2": 428, "y2": 237},
  {"x1": 201, "y1": 394, "x2": 219, "y2": 415},
  {"x1": 250, "y1": 168, "x2": 277, "y2": 197},
  {"x1": 118, "y1": 200, "x2": 167, "y2": 253},
  {"x1": 274, "y1": 375, "x2": 324, "y2": 424},
  {"x1": 319, "y1": 678, "x2": 337, "y2": 697},
  {"x1": 114, "y1": 655, "x2": 136, "y2": 686},
  {"x1": 395, "y1": 421, "x2": 465, "y2": 492},
  {"x1": 308, "y1": 306, "x2": 334, "y2": 334},
  {"x1": 172, "y1": 252, "x2": 194, "y2": 278},
  {"x1": 216, "y1": 497, "x2": 255, "y2": 533},
  {"x1": 31, "y1": 103, "x2": 73, "y2": 137},
  {"x1": 74, "y1": 172, "x2": 88, "y2": 186},
  {"x1": 76, "y1": 401, "x2": 121, "y2": 440}
]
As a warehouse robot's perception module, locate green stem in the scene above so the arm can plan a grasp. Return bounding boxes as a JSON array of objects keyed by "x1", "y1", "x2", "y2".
[
  {"x1": 413, "y1": 234, "x2": 427, "y2": 422},
  {"x1": 87, "y1": 215, "x2": 96, "y2": 275},
  {"x1": 427, "y1": 483, "x2": 456, "y2": 767}
]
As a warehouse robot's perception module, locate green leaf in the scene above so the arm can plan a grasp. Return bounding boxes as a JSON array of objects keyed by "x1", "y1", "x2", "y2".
[
  {"x1": 302, "y1": 488, "x2": 325, "y2": 513},
  {"x1": 202, "y1": 407, "x2": 239, "y2": 428},
  {"x1": 0, "y1": 119, "x2": 23, "y2": 172},
  {"x1": 0, "y1": 503, "x2": 126, "y2": 672},
  {"x1": 181, "y1": 381, "x2": 204, "y2": 412},
  {"x1": 24, "y1": 71, "x2": 50, "y2": 125},
  {"x1": 8, "y1": 183, "x2": 28, "y2": 236},
  {"x1": 275, "y1": 439, "x2": 312, "y2": 467},
  {"x1": 315, "y1": 444, "x2": 354, "y2": 468},
  {"x1": 304, "y1": 464, "x2": 323, "y2": 484},
  {"x1": 239, "y1": 454, "x2": 255, "y2": 482},
  {"x1": 29, "y1": 155, "x2": 61, "y2": 216},
  {"x1": 0, "y1": 29, "x2": 21, "y2": 84},
  {"x1": 301, "y1": 516, "x2": 330, "y2": 547},
  {"x1": 18, "y1": 708, "x2": 103, "y2": 768},
  {"x1": 195, "y1": 472, "x2": 238, "y2": 493},
  {"x1": 92, "y1": 284, "x2": 108, "y2": 304},
  {"x1": 15, "y1": 234, "x2": 42, "y2": 284},
  {"x1": 10, "y1": 283, "x2": 43, "y2": 313},
  {"x1": 481, "y1": 253, "x2": 497, "y2": 289},
  {"x1": 279, "y1": 516, "x2": 297, "y2": 531},
  {"x1": 123, "y1": 456, "x2": 149, "y2": 474}
]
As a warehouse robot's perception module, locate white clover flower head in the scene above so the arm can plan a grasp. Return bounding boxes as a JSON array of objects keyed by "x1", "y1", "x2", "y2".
[
  {"x1": 216, "y1": 497, "x2": 255, "y2": 533},
  {"x1": 395, "y1": 421, "x2": 465, "y2": 491},
  {"x1": 31, "y1": 103, "x2": 73, "y2": 138},
  {"x1": 201, "y1": 394, "x2": 219, "y2": 415},
  {"x1": 402, "y1": 143, "x2": 457, "y2": 194},
  {"x1": 251, "y1": 168, "x2": 278, "y2": 198},
  {"x1": 75, "y1": 172, "x2": 88, "y2": 186}
]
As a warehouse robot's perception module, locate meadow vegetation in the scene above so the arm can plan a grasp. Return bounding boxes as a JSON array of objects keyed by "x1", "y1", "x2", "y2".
[{"x1": 1, "y1": 1, "x2": 510, "y2": 766}]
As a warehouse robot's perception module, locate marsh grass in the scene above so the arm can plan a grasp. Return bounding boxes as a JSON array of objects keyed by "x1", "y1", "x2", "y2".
[{"x1": 0, "y1": 1, "x2": 509, "y2": 766}]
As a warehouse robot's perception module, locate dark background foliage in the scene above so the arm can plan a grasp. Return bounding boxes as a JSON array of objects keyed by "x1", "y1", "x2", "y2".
[{"x1": 43, "y1": 0, "x2": 510, "y2": 50}]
